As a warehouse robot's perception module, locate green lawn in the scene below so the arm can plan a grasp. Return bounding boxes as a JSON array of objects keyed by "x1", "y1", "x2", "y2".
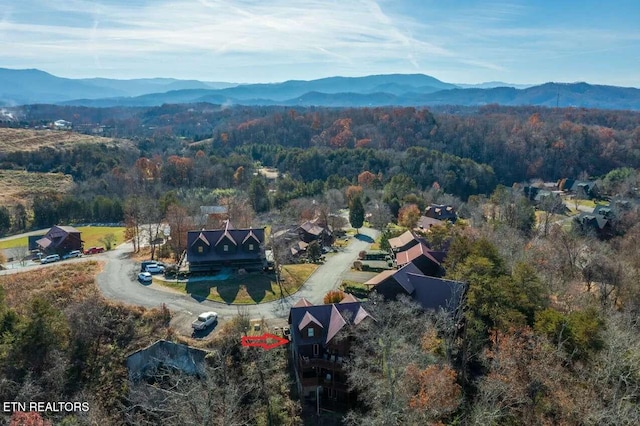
[
  {"x1": 157, "y1": 263, "x2": 318, "y2": 304},
  {"x1": 0, "y1": 226, "x2": 126, "y2": 251}
]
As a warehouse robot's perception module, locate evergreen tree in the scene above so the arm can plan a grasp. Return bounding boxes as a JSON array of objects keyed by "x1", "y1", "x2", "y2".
[{"x1": 349, "y1": 196, "x2": 365, "y2": 234}]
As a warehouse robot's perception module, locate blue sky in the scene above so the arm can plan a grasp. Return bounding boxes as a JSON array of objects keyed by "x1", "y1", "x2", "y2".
[{"x1": 1, "y1": 0, "x2": 639, "y2": 86}]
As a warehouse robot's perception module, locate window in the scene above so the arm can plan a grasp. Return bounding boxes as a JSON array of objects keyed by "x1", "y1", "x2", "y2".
[
  {"x1": 313, "y1": 344, "x2": 319, "y2": 356},
  {"x1": 308, "y1": 327, "x2": 314, "y2": 337},
  {"x1": 248, "y1": 243, "x2": 254, "y2": 251},
  {"x1": 198, "y1": 246, "x2": 203, "y2": 253},
  {"x1": 223, "y1": 245, "x2": 229, "y2": 252}
]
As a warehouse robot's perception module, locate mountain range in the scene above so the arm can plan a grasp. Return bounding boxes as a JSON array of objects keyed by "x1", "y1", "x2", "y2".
[{"x1": 1, "y1": 68, "x2": 639, "y2": 110}]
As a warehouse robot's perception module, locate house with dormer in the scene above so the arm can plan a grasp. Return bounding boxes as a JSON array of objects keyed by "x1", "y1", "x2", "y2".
[
  {"x1": 288, "y1": 296, "x2": 372, "y2": 407},
  {"x1": 186, "y1": 220, "x2": 266, "y2": 273},
  {"x1": 36, "y1": 225, "x2": 83, "y2": 255}
]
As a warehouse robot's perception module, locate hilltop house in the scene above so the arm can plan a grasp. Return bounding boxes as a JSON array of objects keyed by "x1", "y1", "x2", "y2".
[
  {"x1": 288, "y1": 296, "x2": 373, "y2": 407},
  {"x1": 186, "y1": 221, "x2": 266, "y2": 273},
  {"x1": 35, "y1": 225, "x2": 83, "y2": 255}
]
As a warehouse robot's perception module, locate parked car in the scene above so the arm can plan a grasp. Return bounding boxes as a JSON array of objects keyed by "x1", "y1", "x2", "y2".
[
  {"x1": 84, "y1": 246, "x2": 105, "y2": 255},
  {"x1": 62, "y1": 250, "x2": 82, "y2": 260},
  {"x1": 137, "y1": 272, "x2": 153, "y2": 283},
  {"x1": 145, "y1": 264, "x2": 165, "y2": 274},
  {"x1": 40, "y1": 254, "x2": 60, "y2": 264},
  {"x1": 191, "y1": 312, "x2": 218, "y2": 330},
  {"x1": 140, "y1": 260, "x2": 159, "y2": 272}
]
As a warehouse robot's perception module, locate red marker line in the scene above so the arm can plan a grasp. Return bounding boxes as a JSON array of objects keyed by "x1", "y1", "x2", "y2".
[{"x1": 241, "y1": 333, "x2": 289, "y2": 350}]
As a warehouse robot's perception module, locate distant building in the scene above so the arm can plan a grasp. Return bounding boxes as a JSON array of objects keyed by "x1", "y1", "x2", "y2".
[
  {"x1": 424, "y1": 204, "x2": 457, "y2": 222},
  {"x1": 35, "y1": 225, "x2": 83, "y2": 255},
  {"x1": 186, "y1": 220, "x2": 266, "y2": 273},
  {"x1": 53, "y1": 119, "x2": 72, "y2": 130},
  {"x1": 297, "y1": 220, "x2": 332, "y2": 245}
]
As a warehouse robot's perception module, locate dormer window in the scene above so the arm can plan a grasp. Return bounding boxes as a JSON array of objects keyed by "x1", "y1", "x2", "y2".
[
  {"x1": 307, "y1": 327, "x2": 314, "y2": 337},
  {"x1": 223, "y1": 245, "x2": 229, "y2": 252}
]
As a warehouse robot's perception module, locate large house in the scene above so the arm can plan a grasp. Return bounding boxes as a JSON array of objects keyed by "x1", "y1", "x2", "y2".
[
  {"x1": 36, "y1": 225, "x2": 83, "y2": 255},
  {"x1": 365, "y1": 263, "x2": 465, "y2": 313},
  {"x1": 288, "y1": 296, "x2": 372, "y2": 407},
  {"x1": 186, "y1": 221, "x2": 266, "y2": 273}
]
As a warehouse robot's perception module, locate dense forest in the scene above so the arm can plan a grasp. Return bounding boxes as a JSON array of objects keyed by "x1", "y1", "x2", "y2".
[{"x1": 1, "y1": 103, "x2": 640, "y2": 424}]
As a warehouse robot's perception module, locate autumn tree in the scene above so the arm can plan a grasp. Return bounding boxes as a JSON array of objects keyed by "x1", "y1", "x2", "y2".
[
  {"x1": 323, "y1": 290, "x2": 345, "y2": 304},
  {"x1": 398, "y1": 204, "x2": 421, "y2": 229},
  {"x1": 165, "y1": 204, "x2": 192, "y2": 261}
]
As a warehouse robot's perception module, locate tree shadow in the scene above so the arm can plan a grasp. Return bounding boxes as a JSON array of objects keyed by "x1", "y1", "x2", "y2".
[
  {"x1": 355, "y1": 234, "x2": 374, "y2": 243},
  {"x1": 244, "y1": 274, "x2": 277, "y2": 303},
  {"x1": 215, "y1": 282, "x2": 241, "y2": 304},
  {"x1": 185, "y1": 281, "x2": 215, "y2": 303}
]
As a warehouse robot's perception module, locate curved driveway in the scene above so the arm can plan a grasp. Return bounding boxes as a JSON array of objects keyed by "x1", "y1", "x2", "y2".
[{"x1": 96, "y1": 226, "x2": 379, "y2": 321}]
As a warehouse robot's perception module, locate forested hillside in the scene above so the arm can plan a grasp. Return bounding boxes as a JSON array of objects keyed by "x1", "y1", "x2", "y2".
[{"x1": 1, "y1": 103, "x2": 640, "y2": 424}]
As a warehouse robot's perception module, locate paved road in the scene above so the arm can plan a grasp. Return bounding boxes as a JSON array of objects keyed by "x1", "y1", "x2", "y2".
[
  {"x1": 2, "y1": 226, "x2": 379, "y2": 329},
  {"x1": 95, "y1": 226, "x2": 379, "y2": 322}
]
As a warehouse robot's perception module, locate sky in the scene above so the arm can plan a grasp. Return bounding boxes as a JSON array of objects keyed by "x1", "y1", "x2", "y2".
[{"x1": 1, "y1": 0, "x2": 639, "y2": 86}]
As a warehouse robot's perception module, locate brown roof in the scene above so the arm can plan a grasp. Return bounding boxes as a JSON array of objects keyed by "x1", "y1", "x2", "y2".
[
  {"x1": 35, "y1": 237, "x2": 52, "y2": 249},
  {"x1": 364, "y1": 270, "x2": 396, "y2": 287},
  {"x1": 353, "y1": 306, "x2": 372, "y2": 325},
  {"x1": 396, "y1": 243, "x2": 441, "y2": 267},
  {"x1": 298, "y1": 311, "x2": 323, "y2": 331},
  {"x1": 326, "y1": 305, "x2": 347, "y2": 343},
  {"x1": 292, "y1": 298, "x2": 313, "y2": 308},
  {"x1": 416, "y1": 216, "x2": 443, "y2": 230},
  {"x1": 300, "y1": 221, "x2": 325, "y2": 236},
  {"x1": 339, "y1": 293, "x2": 358, "y2": 303},
  {"x1": 388, "y1": 230, "x2": 417, "y2": 250},
  {"x1": 56, "y1": 225, "x2": 81, "y2": 233}
]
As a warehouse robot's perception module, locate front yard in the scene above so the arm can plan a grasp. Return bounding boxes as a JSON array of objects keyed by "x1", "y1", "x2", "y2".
[{"x1": 156, "y1": 263, "x2": 319, "y2": 304}]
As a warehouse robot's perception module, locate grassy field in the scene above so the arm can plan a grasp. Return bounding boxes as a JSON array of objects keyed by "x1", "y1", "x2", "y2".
[
  {"x1": 0, "y1": 128, "x2": 130, "y2": 153},
  {"x1": 158, "y1": 263, "x2": 319, "y2": 304},
  {"x1": 0, "y1": 169, "x2": 75, "y2": 205},
  {"x1": 0, "y1": 226, "x2": 126, "y2": 251}
]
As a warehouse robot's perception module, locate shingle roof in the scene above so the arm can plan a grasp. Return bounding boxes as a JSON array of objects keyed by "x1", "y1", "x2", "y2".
[
  {"x1": 364, "y1": 270, "x2": 395, "y2": 287},
  {"x1": 292, "y1": 298, "x2": 313, "y2": 308},
  {"x1": 388, "y1": 230, "x2": 417, "y2": 250},
  {"x1": 407, "y1": 273, "x2": 465, "y2": 312},
  {"x1": 339, "y1": 293, "x2": 358, "y2": 303},
  {"x1": 390, "y1": 262, "x2": 422, "y2": 294},
  {"x1": 298, "y1": 311, "x2": 323, "y2": 331},
  {"x1": 416, "y1": 216, "x2": 443, "y2": 230},
  {"x1": 289, "y1": 301, "x2": 371, "y2": 345},
  {"x1": 326, "y1": 305, "x2": 347, "y2": 344},
  {"x1": 395, "y1": 242, "x2": 441, "y2": 268}
]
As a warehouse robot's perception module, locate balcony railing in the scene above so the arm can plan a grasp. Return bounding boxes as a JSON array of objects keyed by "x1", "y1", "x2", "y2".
[{"x1": 298, "y1": 354, "x2": 348, "y2": 370}]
